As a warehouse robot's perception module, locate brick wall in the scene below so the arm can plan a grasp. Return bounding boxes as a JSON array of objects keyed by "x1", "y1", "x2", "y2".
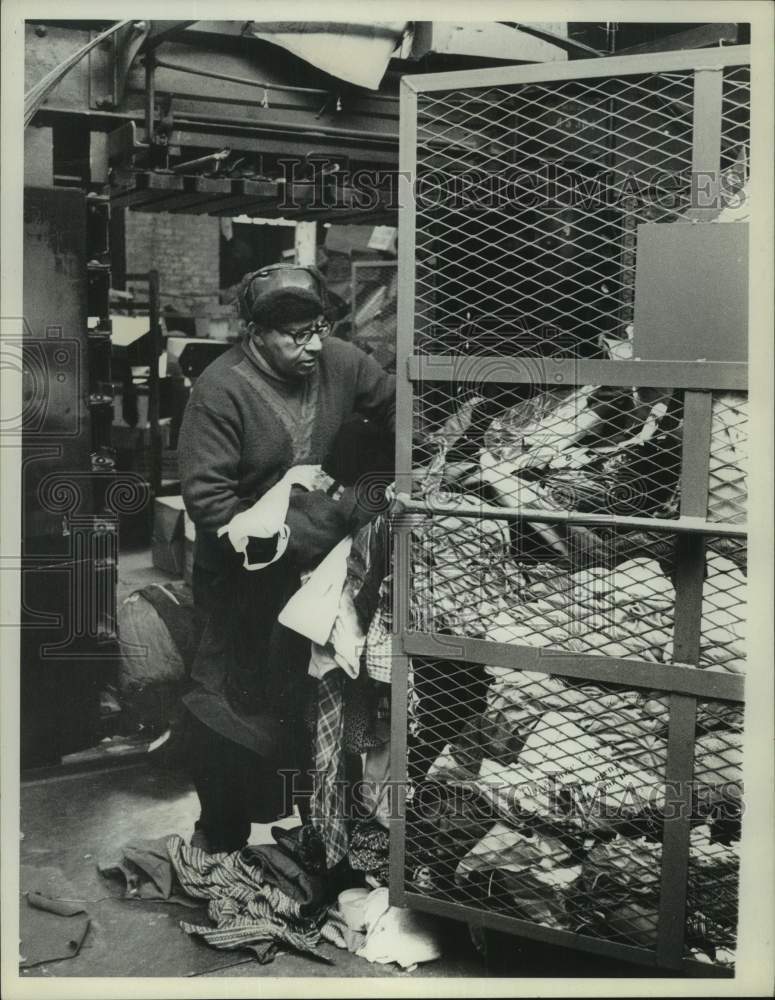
[{"x1": 124, "y1": 210, "x2": 221, "y2": 315}]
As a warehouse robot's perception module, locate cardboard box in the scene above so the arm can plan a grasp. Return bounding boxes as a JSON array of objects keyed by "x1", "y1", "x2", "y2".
[{"x1": 152, "y1": 496, "x2": 186, "y2": 577}]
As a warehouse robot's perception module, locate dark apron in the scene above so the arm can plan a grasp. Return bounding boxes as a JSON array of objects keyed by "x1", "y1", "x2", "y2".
[{"x1": 182, "y1": 557, "x2": 316, "y2": 785}]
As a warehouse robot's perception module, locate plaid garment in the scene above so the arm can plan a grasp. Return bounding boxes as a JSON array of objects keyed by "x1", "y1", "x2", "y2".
[
  {"x1": 364, "y1": 576, "x2": 394, "y2": 684},
  {"x1": 312, "y1": 671, "x2": 349, "y2": 870}
]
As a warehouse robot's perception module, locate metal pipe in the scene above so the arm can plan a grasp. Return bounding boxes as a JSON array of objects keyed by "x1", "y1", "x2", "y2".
[
  {"x1": 498, "y1": 21, "x2": 604, "y2": 58},
  {"x1": 147, "y1": 269, "x2": 162, "y2": 499},
  {"x1": 154, "y1": 56, "x2": 331, "y2": 97},
  {"x1": 144, "y1": 50, "x2": 155, "y2": 144},
  {"x1": 24, "y1": 19, "x2": 134, "y2": 126},
  {"x1": 171, "y1": 113, "x2": 398, "y2": 145}
]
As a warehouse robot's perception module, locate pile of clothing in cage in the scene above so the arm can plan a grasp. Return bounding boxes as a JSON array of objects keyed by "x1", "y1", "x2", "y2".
[
  {"x1": 403, "y1": 659, "x2": 743, "y2": 967},
  {"x1": 409, "y1": 382, "x2": 748, "y2": 674}
]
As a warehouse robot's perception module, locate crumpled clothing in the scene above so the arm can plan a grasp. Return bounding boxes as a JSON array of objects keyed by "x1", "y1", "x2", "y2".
[
  {"x1": 305, "y1": 580, "x2": 367, "y2": 681},
  {"x1": 20, "y1": 895, "x2": 91, "y2": 969},
  {"x1": 694, "y1": 731, "x2": 743, "y2": 791},
  {"x1": 100, "y1": 830, "x2": 338, "y2": 965},
  {"x1": 363, "y1": 582, "x2": 394, "y2": 683},
  {"x1": 347, "y1": 513, "x2": 392, "y2": 633},
  {"x1": 349, "y1": 821, "x2": 390, "y2": 885},
  {"x1": 319, "y1": 904, "x2": 367, "y2": 953},
  {"x1": 455, "y1": 821, "x2": 573, "y2": 882},
  {"x1": 485, "y1": 559, "x2": 675, "y2": 663},
  {"x1": 699, "y1": 552, "x2": 747, "y2": 674},
  {"x1": 329, "y1": 581, "x2": 367, "y2": 677},
  {"x1": 355, "y1": 887, "x2": 442, "y2": 969},
  {"x1": 279, "y1": 535, "x2": 353, "y2": 645},
  {"x1": 362, "y1": 740, "x2": 391, "y2": 829},
  {"x1": 19, "y1": 866, "x2": 92, "y2": 969},
  {"x1": 308, "y1": 641, "x2": 342, "y2": 681},
  {"x1": 167, "y1": 834, "x2": 337, "y2": 963},
  {"x1": 218, "y1": 465, "x2": 321, "y2": 570},
  {"x1": 99, "y1": 837, "x2": 200, "y2": 907},
  {"x1": 571, "y1": 827, "x2": 739, "y2": 963}
]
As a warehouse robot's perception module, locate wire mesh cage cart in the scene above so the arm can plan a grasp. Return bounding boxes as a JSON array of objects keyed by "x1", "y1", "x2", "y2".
[{"x1": 389, "y1": 46, "x2": 750, "y2": 975}]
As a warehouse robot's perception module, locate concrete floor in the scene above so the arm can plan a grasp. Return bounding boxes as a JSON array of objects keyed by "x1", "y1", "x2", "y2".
[{"x1": 19, "y1": 762, "x2": 486, "y2": 980}]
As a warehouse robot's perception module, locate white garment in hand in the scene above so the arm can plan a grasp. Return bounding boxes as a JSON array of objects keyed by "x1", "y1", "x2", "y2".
[
  {"x1": 217, "y1": 465, "x2": 321, "y2": 571},
  {"x1": 278, "y1": 535, "x2": 353, "y2": 644},
  {"x1": 330, "y1": 582, "x2": 367, "y2": 678}
]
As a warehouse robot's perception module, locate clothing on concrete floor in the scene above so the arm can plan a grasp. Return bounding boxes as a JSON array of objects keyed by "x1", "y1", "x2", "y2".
[
  {"x1": 19, "y1": 866, "x2": 91, "y2": 969},
  {"x1": 99, "y1": 837, "x2": 199, "y2": 907},
  {"x1": 320, "y1": 906, "x2": 368, "y2": 954},
  {"x1": 20, "y1": 894, "x2": 91, "y2": 969},
  {"x1": 99, "y1": 831, "x2": 343, "y2": 966},
  {"x1": 170, "y1": 834, "x2": 337, "y2": 964},
  {"x1": 355, "y1": 887, "x2": 443, "y2": 970}
]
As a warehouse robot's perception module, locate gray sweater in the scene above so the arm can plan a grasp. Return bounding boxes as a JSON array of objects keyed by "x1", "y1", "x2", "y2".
[{"x1": 178, "y1": 336, "x2": 396, "y2": 571}]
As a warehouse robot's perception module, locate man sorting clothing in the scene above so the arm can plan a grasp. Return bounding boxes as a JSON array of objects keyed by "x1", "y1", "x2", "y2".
[{"x1": 178, "y1": 263, "x2": 396, "y2": 853}]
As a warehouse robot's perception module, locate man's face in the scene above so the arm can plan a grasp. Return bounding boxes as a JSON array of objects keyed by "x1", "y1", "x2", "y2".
[{"x1": 250, "y1": 315, "x2": 325, "y2": 380}]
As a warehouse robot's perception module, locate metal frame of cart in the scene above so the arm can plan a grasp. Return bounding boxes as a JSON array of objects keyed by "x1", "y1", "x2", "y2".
[{"x1": 389, "y1": 45, "x2": 750, "y2": 976}]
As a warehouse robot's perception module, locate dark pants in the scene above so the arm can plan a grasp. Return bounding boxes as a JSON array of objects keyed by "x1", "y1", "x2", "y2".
[
  {"x1": 185, "y1": 710, "x2": 312, "y2": 853},
  {"x1": 185, "y1": 710, "x2": 366, "y2": 854}
]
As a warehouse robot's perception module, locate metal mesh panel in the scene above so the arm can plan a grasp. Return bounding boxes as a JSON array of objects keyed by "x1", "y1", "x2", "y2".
[
  {"x1": 686, "y1": 698, "x2": 743, "y2": 968},
  {"x1": 707, "y1": 392, "x2": 747, "y2": 523},
  {"x1": 350, "y1": 261, "x2": 398, "y2": 372},
  {"x1": 413, "y1": 380, "x2": 684, "y2": 519},
  {"x1": 404, "y1": 659, "x2": 743, "y2": 966},
  {"x1": 700, "y1": 540, "x2": 747, "y2": 675},
  {"x1": 405, "y1": 659, "x2": 671, "y2": 950},
  {"x1": 720, "y1": 66, "x2": 750, "y2": 178},
  {"x1": 409, "y1": 516, "x2": 678, "y2": 661},
  {"x1": 414, "y1": 72, "x2": 702, "y2": 356},
  {"x1": 400, "y1": 52, "x2": 749, "y2": 973}
]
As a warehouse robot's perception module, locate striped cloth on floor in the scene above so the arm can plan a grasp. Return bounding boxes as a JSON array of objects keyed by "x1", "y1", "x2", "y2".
[{"x1": 167, "y1": 835, "x2": 337, "y2": 963}]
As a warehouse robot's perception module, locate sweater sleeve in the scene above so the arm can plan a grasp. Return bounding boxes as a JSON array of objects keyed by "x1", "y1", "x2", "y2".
[
  {"x1": 351, "y1": 347, "x2": 396, "y2": 435},
  {"x1": 178, "y1": 397, "x2": 249, "y2": 533}
]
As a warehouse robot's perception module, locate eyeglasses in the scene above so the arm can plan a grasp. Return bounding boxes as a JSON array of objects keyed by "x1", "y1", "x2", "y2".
[{"x1": 277, "y1": 317, "x2": 332, "y2": 347}]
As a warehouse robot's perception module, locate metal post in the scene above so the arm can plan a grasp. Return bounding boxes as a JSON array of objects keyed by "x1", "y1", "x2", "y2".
[
  {"x1": 147, "y1": 269, "x2": 162, "y2": 498},
  {"x1": 389, "y1": 79, "x2": 421, "y2": 906},
  {"x1": 389, "y1": 519, "x2": 412, "y2": 908},
  {"x1": 395, "y1": 80, "x2": 418, "y2": 498},
  {"x1": 294, "y1": 221, "x2": 317, "y2": 266},
  {"x1": 144, "y1": 50, "x2": 156, "y2": 149},
  {"x1": 690, "y1": 68, "x2": 724, "y2": 220},
  {"x1": 656, "y1": 390, "x2": 715, "y2": 965}
]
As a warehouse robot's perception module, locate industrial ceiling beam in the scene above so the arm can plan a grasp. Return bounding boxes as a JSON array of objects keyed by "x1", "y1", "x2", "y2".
[
  {"x1": 141, "y1": 21, "x2": 200, "y2": 50},
  {"x1": 614, "y1": 23, "x2": 738, "y2": 56},
  {"x1": 498, "y1": 22, "x2": 604, "y2": 58}
]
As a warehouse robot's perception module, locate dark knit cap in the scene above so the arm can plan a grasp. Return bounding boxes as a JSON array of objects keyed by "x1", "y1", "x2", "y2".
[{"x1": 238, "y1": 264, "x2": 327, "y2": 328}]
